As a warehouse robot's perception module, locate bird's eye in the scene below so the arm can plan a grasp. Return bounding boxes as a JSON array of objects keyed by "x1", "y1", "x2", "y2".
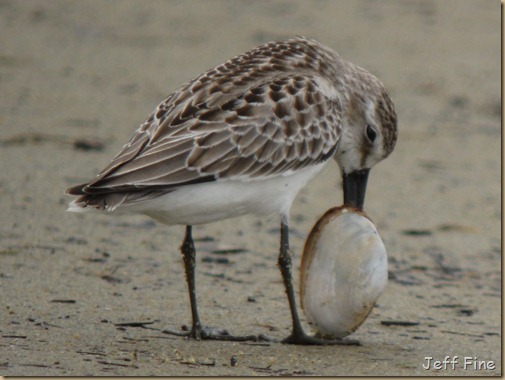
[{"x1": 366, "y1": 125, "x2": 377, "y2": 143}]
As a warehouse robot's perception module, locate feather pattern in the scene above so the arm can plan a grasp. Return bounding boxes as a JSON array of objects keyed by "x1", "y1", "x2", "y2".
[
  {"x1": 68, "y1": 35, "x2": 402, "y2": 213},
  {"x1": 69, "y1": 37, "x2": 344, "y2": 206}
]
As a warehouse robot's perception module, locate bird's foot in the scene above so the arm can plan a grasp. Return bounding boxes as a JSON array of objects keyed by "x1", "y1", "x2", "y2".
[
  {"x1": 258, "y1": 330, "x2": 361, "y2": 346},
  {"x1": 162, "y1": 325, "x2": 261, "y2": 342}
]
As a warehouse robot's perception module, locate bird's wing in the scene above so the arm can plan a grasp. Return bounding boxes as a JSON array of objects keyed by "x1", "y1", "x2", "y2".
[{"x1": 69, "y1": 73, "x2": 341, "y2": 195}]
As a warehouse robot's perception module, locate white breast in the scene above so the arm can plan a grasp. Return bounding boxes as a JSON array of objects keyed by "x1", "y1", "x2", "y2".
[{"x1": 124, "y1": 163, "x2": 328, "y2": 226}]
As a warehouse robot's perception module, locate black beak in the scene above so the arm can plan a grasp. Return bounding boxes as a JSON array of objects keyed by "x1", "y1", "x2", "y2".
[{"x1": 342, "y1": 168, "x2": 370, "y2": 210}]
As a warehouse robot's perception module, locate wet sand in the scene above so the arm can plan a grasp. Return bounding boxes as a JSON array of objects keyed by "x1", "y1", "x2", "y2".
[{"x1": 0, "y1": 0, "x2": 500, "y2": 376}]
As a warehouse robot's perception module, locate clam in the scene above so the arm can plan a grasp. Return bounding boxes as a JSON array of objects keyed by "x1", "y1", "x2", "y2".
[{"x1": 300, "y1": 206, "x2": 388, "y2": 339}]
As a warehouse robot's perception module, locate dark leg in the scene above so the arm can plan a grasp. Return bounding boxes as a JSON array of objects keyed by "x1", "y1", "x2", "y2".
[
  {"x1": 268, "y1": 219, "x2": 360, "y2": 345},
  {"x1": 162, "y1": 225, "x2": 260, "y2": 342},
  {"x1": 181, "y1": 225, "x2": 203, "y2": 338},
  {"x1": 162, "y1": 225, "x2": 203, "y2": 338},
  {"x1": 278, "y1": 220, "x2": 307, "y2": 342}
]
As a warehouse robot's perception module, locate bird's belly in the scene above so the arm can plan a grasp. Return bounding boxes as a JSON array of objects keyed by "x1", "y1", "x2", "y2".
[{"x1": 128, "y1": 163, "x2": 327, "y2": 225}]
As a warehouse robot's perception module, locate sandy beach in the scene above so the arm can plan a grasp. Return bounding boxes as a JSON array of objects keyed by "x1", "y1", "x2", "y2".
[{"x1": 0, "y1": 0, "x2": 500, "y2": 376}]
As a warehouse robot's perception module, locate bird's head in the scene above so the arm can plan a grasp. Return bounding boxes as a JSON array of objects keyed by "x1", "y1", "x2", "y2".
[{"x1": 334, "y1": 76, "x2": 397, "y2": 210}]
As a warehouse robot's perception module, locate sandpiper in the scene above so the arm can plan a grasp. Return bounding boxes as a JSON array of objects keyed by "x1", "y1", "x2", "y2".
[{"x1": 66, "y1": 36, "x2": 397, "y2": 345}]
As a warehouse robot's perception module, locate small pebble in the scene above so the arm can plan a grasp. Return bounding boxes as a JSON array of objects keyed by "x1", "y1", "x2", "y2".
[{"x1": 230, "y1": 355, "x2": 237, "y2": 367}]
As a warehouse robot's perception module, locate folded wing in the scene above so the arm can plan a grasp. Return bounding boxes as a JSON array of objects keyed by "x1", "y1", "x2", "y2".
[{"x1": 67, "y1": 73, "x2": 341, "y2": 210}]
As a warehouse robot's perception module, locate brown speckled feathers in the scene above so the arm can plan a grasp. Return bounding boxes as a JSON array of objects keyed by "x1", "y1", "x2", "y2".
[{"x1": 67, "y1": 37, "x2": 397, "y2": 211}]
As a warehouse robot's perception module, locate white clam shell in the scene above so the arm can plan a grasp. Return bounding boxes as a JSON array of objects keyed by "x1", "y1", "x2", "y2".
[{"x1": 300, "y1": 206, "x2": 388, "y2": 338}]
